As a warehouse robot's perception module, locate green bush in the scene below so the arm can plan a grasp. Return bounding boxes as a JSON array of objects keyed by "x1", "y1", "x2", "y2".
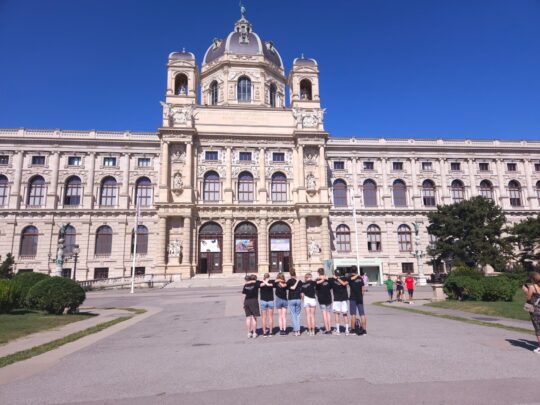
[
  {"x1": 482, "y1": 276, "x2": 518, "y2": 302},
  {"x1": 0, "y1": 279, "x2": 14, "y2": 313},
  {"x1": 444, "y1": 276, "x2": 485, "y2": 301},
  {"x1": 450, "y1": 265, "x2": 484, "y2": 279},
  {"x1": 11, "y1": 272, "x2": 49, "y2": 308},
  {"x1": 26, "y1": 277, "x2": 86, "y2": 314}
]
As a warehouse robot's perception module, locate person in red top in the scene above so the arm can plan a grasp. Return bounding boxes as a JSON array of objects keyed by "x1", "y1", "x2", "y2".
[{"x1": 405, "y1": 274, "x2": 415, "y2": 302}]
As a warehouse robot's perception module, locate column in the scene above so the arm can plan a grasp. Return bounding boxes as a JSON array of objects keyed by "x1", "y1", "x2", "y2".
[
  {"x1": 258, "y1": 218, "x2": 268, "y2": 273},
  {"x1": 223, "y1": 218, "x2": 233, "y2": 274},
  {"x1": 185, "y1": 142, "x2": 193, "y2": 189},
  {"x1": 224, "y1": 147, "x2": 233, "y2": 203},
  {"x1": 84, "y1": 152, "x2": 95, "y2": 209},
  {"x1": 291, "y1": 147, "x2": 299, "y2": 201},
  {"x1": 258, "y1": 148, "x2": 266, "y2": 202},
  {"x1": 524, "y1": 160, "x2": 536, "y2": 208},
  {"x1": 410, "y1": 158, "x2": 419, "y2": 209},
  {"x1": 11, "y1": 151, "x2": 24, "y2": 209},
  {"x1": 321, "y1": 216, "x2": 330, "y2": 262},
  {"x1": 298, "y1": 145, "x2": 306, "y2": 201},
  {"x1": 47, "y1": 151, "x2": 60, "y2": 209},
  {"x1": 381, "y1": 157, "x2": 389, "y2": 208},
  {"x1": 181, "y1": 216, "x2": 192, "y2": 272},
  {"x1": 467, "y1": 159, "x2": 477, "y2": 197},
  {"x1": 496, "y1": 159, "x2": 506, "y2": 208},
  {"x1": 159, "y1": 141, "x2": 169, "y2": 203},
  {"x1": 121, "y1": 153, "x2": 130, "y2": 208},
  {"x1": 299, "y1": 216, "x2": 308, "y2": 264},
  {"x1": 318, "y1": 145, "x2": 328, "y2": 202},
  {"x1": 156, "y1": 216, "x2": 167, "y2": 268},
  {"x1": 439, "y1": 158, "x2": 448, "y2": 204}
]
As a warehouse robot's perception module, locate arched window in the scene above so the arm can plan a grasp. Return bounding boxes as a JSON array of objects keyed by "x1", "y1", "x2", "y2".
[
  {"x1": 392, "y1": 180, "x2": 407, "y2": 207},
  {"x1": 269, "y1": 83, "x2": 277, "y2": 107},
  {"x1": 203, "y1": 171, "x2": 220, "y2": 202},
  {"x1": 508, "y1": 180, "x2": 522, "y2": 207},
  {"x1": 0, "y1": 175, "x2": 8, "y2": 206},
  {"x1": 422, "y1": 180, "x2": 436, "y2": 207},
  {"x1": 210, "y1": 81, "x2": 218, "y2": 105},
  {"x1": 100, "y1": 177, "x2": 117, "y2": 207},
  {"x1": 367, "y1": 225, "x2": 381, "y2": 252},
  {"x1": 64, "y1": 176, "x2": 82, "y2": 207},
  {"x1": 271, "y1": 172, "x2": 287, "y2": 202},
  {"x1": 333, "y1": 179, "x2": 348, "y2": 207},
  {"x1": 27, "y1": 175, "x2": 46, "y2": 207},
  {"x1": 451, "y1": 180, "x2": 465, "y2": 203},
  {"x1": 20, "y1": 226, "x2": 38, "y2": 257},
  {"x1": 234, "y1": 222, "x2": 257, "y2": 273},
  {"x1": 131, "y1": 225, "x2": 148, "y2": 255},
  {"x1": 174, "y1": 73, "x2": 188, "y2": 95},
  {"x1": 64, "y1": 225, "x2": 76, "y2": 256},
  {"x1": 335, "y1": 225, "x2": 351, "y2": 252},
  {"x1": 362, "y1": 179, "x2": 377, "y2": 207},
  {"x1": 398, "y1": 225, "x2": 412, "y2": 252},
  {"x1": 300, "y1": 79, "x2": 312, "y2": 100},
  {"x1": 269, "y1": 222, "x2": 292, "y2": 272},
  {"x1": 95, "y1": 225, "x2": 113, "y2": 256},
  {"x1": 199, "y1": 222, "x2": 223, "y2": 274},
  {"x1": 237, "y1": 76, "x2": 251, "y2": 102},
  {"x1": 536, "y1": 181, "x2": 540, "y2": 203},
  {"x1": 237, "y1": 171, "x2": 254, "y2": 202},
  {"x1": 479, "y1": 180, "x2": 494, "y2": 200},
  {"x1": 135, "y1": 177, "x2": 152, "y2": 207}
]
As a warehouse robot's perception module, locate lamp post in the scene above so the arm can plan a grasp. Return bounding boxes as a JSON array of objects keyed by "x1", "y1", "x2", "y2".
[
  {"x1": 412, "y1": 222, "x2": 427, "y2": 286},
  {"x1": 71, "y1": 245, "x2": 80, "y2": 281}
]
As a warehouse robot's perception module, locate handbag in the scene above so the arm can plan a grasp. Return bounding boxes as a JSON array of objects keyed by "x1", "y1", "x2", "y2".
[{"x1": 524, "y1": 302, "x2": 535, "y2": 313}]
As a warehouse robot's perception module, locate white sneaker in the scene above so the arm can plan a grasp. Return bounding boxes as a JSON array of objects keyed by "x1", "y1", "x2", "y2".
[
  {"x1": 345, "y1": 330, "x2": 350, "y2": 336},
  {"x1": 252, "y1": 332, "x2": 257, "y2": 338},
  {"x1": 334, "y1": 330, "x2": 341, "y2": 336},
  {"x1": 533, "y1": 347, "x2": 540, "y2": 354},
  {"x1": 248, "y1": 333, "x2": 252, "y2": 338}
]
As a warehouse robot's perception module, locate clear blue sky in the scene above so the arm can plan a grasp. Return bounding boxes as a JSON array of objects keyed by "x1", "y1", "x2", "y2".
[{"x1": 1, "y1": 0, "x2": 539, "y2": 139}]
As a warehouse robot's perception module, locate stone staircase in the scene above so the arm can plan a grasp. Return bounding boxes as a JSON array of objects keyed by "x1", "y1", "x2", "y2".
[{"x1": 163, "y1": 273, "x2": 247, "y2": 289}]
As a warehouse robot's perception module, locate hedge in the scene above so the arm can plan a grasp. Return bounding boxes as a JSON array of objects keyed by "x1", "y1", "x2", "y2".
[
  {"x1": 11, "y1": 272, "x2": 49, "y2": 308},
  {"x1": 443, "y1": 271, "x2": 519, "y2": 302},
  {"x1": 0, "y1": 279, "x2": 14, "y2": 313},
  {"x1": 26, "y1": 277, "x2": 86, "y2": 314}
]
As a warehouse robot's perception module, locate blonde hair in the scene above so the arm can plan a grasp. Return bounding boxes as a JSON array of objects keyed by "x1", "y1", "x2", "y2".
[
  {"x1": 276, "y1": 273, "x2": 285, "y2": 282},
  {"x1": 263, "y1": 273, "x2": 270, "y2": 279},
  {"x1": 531, "y1": 272, "x2": 540, "y2": 285}
]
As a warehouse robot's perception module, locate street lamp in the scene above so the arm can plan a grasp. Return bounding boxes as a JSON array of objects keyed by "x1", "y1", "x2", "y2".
[
  {"x1": 412, "y1": 222, "x2": 427, "y2": 286},
  {"x1": 72, "y1": 245, "x2": 80, "y2": 281}
]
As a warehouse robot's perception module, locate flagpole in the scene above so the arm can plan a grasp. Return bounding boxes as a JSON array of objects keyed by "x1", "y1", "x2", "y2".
[{"x1": 130, "y1": 196, "x2": 140, "y2": 294}]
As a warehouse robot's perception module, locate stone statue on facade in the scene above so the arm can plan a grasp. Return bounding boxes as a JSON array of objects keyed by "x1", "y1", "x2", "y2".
[
  {"x1": 413, "y1": 222, "x2": 420, "y2": 236},
  {"x1": 160, "y1": 102, "x2": 195, "y2": 127},
  {"x1": 306, "y1": 174, "x2": 316, "y2": 191},
  {"x1": 308, "y1": 238, "x2": 321, "y2": 257},
  {"x1": 167, "y1": 240, "x2": 182, "y2": 257},
  {"x1": 55, "y1": 223, "x2": 70, "y2": 276},
  {"x1": 292, "y1": 108, "x2": 326, "y2": 129}
]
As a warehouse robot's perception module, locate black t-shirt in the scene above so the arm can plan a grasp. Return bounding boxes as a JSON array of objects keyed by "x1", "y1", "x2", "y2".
[
  {"x1": 301, "y1": 280, "x2": 316, "y2": 299},
  {"x1": 275, "y1": 280, "x2": 288, "y2": 300},
  {"x1": 348, "y1": 276, "x2": 364, "y2": 303},
  {"x1": 287, "y1": 278, "x2": 303, "y2": 300},
  {"x1": 331, "y1": 277, "x2": 349, "y2": 301},
  {"x1": 242, "y1": 282, "x2": 259, "y2": 300},
  {"x1": 259, "y1": 280, "x2": 274, "y2": 301},
  {"x1": 316, "y1": 278, "x2": 333, "y2": 305}
]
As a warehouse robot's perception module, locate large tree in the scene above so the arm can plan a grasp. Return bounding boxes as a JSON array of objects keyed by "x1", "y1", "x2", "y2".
[
  {"x1": 427, "y1": 196, "x2": 511, "y2": 271},
  {"x1": 508, "y1": 215, "x2": 540, "y2": 267},
  {"x1": 0, "y1": 253, "x2": 15, "y2": 279}
]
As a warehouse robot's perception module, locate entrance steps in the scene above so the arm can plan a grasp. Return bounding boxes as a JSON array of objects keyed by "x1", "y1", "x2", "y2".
[{"x1": 164, "y1": 273, "x2": 246, "y2": 289}]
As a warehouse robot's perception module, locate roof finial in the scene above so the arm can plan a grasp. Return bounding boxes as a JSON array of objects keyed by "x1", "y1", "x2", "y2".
[
  {"x1": 301, "y1": 53, "x2": 304, "y2": 59},
  {"x1": 239, "y1": 0, "x2": 246, "y2": 18},
  {"x1": 182, "y1": 47, "x2": 186, "y2": 53}
]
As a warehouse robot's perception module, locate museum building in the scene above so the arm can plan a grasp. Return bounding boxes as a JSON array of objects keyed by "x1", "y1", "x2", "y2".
[{"x1": 1, "y1": 14, "x2": 540, "y2": 284}]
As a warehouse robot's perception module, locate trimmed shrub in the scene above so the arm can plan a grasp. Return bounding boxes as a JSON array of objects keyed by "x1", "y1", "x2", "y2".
[
  {"x1": 26, "y1": 277, "x2": 86, "y2": 314},
  {"x1": 482, "y1": 276, "x2": 518, "y2": 302},
  {"x1": 444, "y1": 276, "x2": 485, "y2": 301},
  {"x1": 11, "y1": 272, "x2": 49, "y2": 308},
  {"x1": 0, "y1": 279, "x2": 14, "y2": 313}
]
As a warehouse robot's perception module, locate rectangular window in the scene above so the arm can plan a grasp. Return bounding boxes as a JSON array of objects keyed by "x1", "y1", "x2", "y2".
[
  {"x1": 239, "y1": 152, "x2": 252, "y2": 161},
  {"x1": 507, "y1": 163, "x2": 517, "y2": 172},
  {"x1": 68, "y1": 156, "x2": 81, "y2": 166},
  {"x1": 0, "y1": 155, "x2": 9, "y2": 165},
  {"x1": 61, "y1": 268, "x2": 72, "y2": 278},
  {"x1": 392, "y1": 162, "x2": 403, "y2": 171},
  {"x1": 363, "y1": 161, "x2": 374, "y2": 170},
  {"x1": 479, "y1": 162, "x2": 489, "y2": 172},
  {"x1": 103, "y1": 157, "x2": 117, "y2": 167},
  {"x1": 17, "y1": 269, "x2": 33, "y2": 274},
  {"x1": 421, "y1": 162, "x2": 432, "y2": 171},
  {"x1": 31, "y1": 156, "x2": 45, "y2": 165},
  {"x1": 450, "y1": 162, "x2": 461, "y2": 171},
  {"x1": 535, "y1": 163, "x2": 540, "y2": 172},
  {"x1": 402, "y1": 263, "x2": 414, "y2": 274},
  {"x1": 134, "y1": 267, "x2": 145, "y2": 276},
  {"x1": 94, "y1": 268, "x2": 109, "y2": 279},
  {"x1": 272, "y1": 152, "x2": 285, "y2": 162},
  {"x1": 333, "y1": 161, "x2": 345, "y2": 170},
  {"x1": 137, "y1": 158, "x2": 151, "y2": 167},
  {"x1": 205, "y1": 151, "x2": 218, "y2": 161}
]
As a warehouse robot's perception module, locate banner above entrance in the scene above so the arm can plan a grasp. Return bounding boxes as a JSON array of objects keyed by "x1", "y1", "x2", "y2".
[
  {"x1": 270, "y1": 238, "x2": 290, "y2": 252},
  {"x1": 200, "y1": 239, "x2": 220, "y2": 253}
]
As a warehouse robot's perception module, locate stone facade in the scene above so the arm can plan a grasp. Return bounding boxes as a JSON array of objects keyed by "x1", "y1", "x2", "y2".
[{"x1": 1, "y1": 15, "x2": 539, "y2": 283}]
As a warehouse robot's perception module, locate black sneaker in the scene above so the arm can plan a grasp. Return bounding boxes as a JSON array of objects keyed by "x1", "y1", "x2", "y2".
[{"x1": 280, "y1": 330, "x2": 286, "y2": 336}]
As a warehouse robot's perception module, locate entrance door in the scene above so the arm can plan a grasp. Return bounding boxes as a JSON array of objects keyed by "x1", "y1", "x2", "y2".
[
  {"x1": 268, "y1": 222, "x2": 292, "y2": 272},
  {"x1": 198, "y1": 222, "x2": 223, "y2": 274},
  {"x1": 234, "y1": 222, "x2": 258, "y2": 273}
]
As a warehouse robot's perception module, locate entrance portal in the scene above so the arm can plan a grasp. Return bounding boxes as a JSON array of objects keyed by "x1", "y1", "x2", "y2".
[
  {"x1": 198, "y1": 222, "x2": 223, "y2": 274},
  {"x1": 234, "y1": 222, "x2": 257, "y2": 273},
  {"x1": 269, "y1": 222, "x2": 291, "y2": 272}
]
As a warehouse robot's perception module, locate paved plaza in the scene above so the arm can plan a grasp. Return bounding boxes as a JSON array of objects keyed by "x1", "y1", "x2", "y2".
[{"x1": 0, "y1": 286, "x2": 539, "y2": 405}]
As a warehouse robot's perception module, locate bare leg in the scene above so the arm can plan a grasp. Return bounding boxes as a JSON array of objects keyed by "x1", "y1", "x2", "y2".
[
  {"x1": 268, "y1": 308, "x2": 274, "y2": 334},
  {"x1": 324, "y1": 311, "x2": 331, "y2": 332},
  {"x1": 343, "y1": 314, "x2": 349, "y2": 332},
  {"x1": 261, "y1": 310, "x2": 267, "y2": 334},
  {"x1": 251, "y1": 316, "x2": 257, "y2": 334},
  {"x1": 360, "y1": 315, "x2": 366, "y2": 331},
  {"x1": 245, "y1": 317, "x2": 251, "y2": 335},
  {"x1": 351, "y1": 314, "x2": 356, "y2": 331}
]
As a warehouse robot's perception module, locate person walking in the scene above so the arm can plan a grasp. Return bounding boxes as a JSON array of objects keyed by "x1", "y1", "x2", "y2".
[
  {"x1": 385, "y1": 275, "x2": 394, "y2": 303},
  {"x1": 274, "y1": 273, "x2": 288, "y2": 335},
  {"x1": 287, "y1": 268, "x2": 303, "y2": 336},
  {"x1": 405, "y1": 273, "x2": 415, "y2": 302},
  {"x1": 361, "y1": 271, "x2": 369, "y2": 292},
  {"x1": 242, "y1": 274, "x2": 260, "y2": 338},
  {"x1": 348, "y1": 271, "x2": 367, "y2": 335},
  {"x1": 331, "y1": 270, "x2": 350, "y2": 335},
  {"x1": 523, "y1": 272, "x2": 540, "y2": 354},
  {"x1": 316, "y1": 268, "x2": 333, "y2": 335},
  {"x1": 301, "y1": 272, "x2": 317, "y2": 336},
  {"x1": 396, "y1": 275, "x2": 404, "y2": 302},
  {"x1": 259, "y1": 273, "x2": 275, "y2": 337}
]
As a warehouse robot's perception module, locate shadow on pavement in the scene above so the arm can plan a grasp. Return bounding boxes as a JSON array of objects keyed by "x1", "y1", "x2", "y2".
[{"x1": 505, "y1": 338, "x2": 538, "y2": 351}]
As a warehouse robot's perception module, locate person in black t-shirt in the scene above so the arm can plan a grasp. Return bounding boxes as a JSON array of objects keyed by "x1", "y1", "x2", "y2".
[
  {"x1": 259, "y1": 273, "x2": 275, "y2": 337},
  {"x1": 348, "y1": 271, "x2": 367, "y2": 335},
  {"x1": 242, "y1": 274, "x2": 260, "y2": 338},
  {"x1": 301, "y1": 272, "x2": 317, "y2": 336},
  {"x1": 286, "y1": 268, "x2": 303, "y2": 336},
  {"x1": 330, "y1": 271, "x2": 350, "y2": 335},
  {"x1": 316, "y1": 268, "x2": 333, "y2": 334},
  {"x1": 274, "y1": 273, "x2": 288, "y2": 335}
]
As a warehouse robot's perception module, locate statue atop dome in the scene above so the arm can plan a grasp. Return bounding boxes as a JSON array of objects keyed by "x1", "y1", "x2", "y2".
[{"x1": 239, "y1": 1, "x2": 247, "y2": 18}]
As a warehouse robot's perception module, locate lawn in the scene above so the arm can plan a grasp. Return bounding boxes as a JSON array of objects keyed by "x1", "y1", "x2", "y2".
[
  {"x1": 427, "y1": 290, "x2": 530, "y2": 321},
  {"x1": 0, "y1": 310, "x2": 94, "y2": 345}
]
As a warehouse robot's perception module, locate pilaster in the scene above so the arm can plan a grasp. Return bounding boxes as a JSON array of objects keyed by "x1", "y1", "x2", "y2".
[
  {"x1": 223, "y1": 218, "x2": 233, "y2": 274},
  {"x1": 258, "y1": 217, "x2": 268, "y2": 273},
  {"x1": 84, "y1": 152, "x2": 95, "y2": 209},
  {"x1": 11, "y1": 151, "x2": 24, "y2": 209},
  {"x1": 159, "y1": 141, "x2": 170, "y2": 203},
  {"x1": 258, "y1": 147, "x2": 267, "y2": 202},
  {"x1": 47, "y1": 151, "x2": 60, "y2": 209}
]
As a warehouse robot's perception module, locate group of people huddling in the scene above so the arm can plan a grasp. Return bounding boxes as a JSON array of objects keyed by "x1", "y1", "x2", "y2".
[{"x1": 242, "y1": 268, "x2": 367, "y2": 338}]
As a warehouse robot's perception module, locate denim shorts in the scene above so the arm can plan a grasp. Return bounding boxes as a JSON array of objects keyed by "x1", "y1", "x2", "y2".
[
  {"x1": 275, "y1": 297, "x2": 288, "y2": 309},
  {"x1": 349, "y1": 299, "x2": 365, "y2": 316},
  {"x1": 260, "y1": 300, "x2": 274, "y2": 310},
  {"x1": 319, "y1": 303, "x2": 332, "y2": 312}
]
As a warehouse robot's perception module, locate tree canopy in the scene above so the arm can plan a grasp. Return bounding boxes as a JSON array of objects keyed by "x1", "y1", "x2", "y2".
[
  {"x1": 0, "y1": 253, "x2": 15, "y2": 279},
  {"x1": 507, "y1": 215, "x2": 540, "y2": 267}
]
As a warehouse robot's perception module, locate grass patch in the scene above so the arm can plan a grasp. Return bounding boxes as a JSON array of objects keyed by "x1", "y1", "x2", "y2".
[
  {"x1": 426, "y1": 291, "x2": 529, "y2": 321},
  {"x1": 373, "y1": 301, "x2": 534, "y2": 336},
  {"x1": 0, "y1": 316, "x2": 132, "y2": 368},
  {"x1": 0, "y1": 310, "x2": 95, "y2": 345}
]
